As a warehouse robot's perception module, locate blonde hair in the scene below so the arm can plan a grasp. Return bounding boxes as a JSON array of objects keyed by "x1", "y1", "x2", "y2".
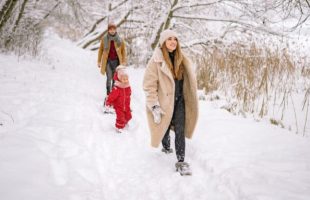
[{"x1": 161, "y1": 41, "x2": 184, "y2": 80}]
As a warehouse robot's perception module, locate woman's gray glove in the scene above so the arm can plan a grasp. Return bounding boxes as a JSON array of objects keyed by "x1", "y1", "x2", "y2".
[{"x1": 152, "y1": 105, "x2": 165, "y2": 124}]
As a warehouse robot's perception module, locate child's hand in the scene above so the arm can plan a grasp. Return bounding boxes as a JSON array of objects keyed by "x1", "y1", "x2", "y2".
[{"x1": 104, "y1": 105, "x2": 112, "y2": 113}]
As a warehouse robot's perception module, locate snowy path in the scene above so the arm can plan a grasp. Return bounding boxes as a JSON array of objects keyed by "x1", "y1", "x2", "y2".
[{"x1": 1, "y1": 34, "x2": 310, "y2": 200}]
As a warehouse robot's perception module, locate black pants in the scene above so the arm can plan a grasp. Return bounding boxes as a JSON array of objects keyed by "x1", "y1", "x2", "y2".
[
  {"x1": 162, "y1": 96, "x2": 185, "y2": 162},
  {"x1": 106, "y1": 59, "x2": 119, "y2": 95}
]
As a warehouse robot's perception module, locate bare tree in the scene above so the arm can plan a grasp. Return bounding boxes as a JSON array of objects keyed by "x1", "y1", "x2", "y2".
[
  {"x1": 0, "y1": 0, "x2": 82, "y2": 55},
  {"x1": 0, "y1": 0, "x2": 19, "y2": 32},
  {"x1": 281, "y1": 0, "x2": 310, "y2": 29},
  {"x1": 1, "y1": 0, "x2": 309, "y2": 59}
]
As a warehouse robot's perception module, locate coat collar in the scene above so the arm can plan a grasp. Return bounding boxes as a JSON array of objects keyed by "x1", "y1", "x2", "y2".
[
  {"x1": 152, "y1": 47, "x2": 186, "y2": 68},
  {"x1": 152, "y1": 47, "x2": 174, "y2": 81},
  {"x1": 152, "y1": 47, "x2": 191, "y2": 82},
  {"x1": 152, "y1": 47, "x2": 164, "y2": 63}
]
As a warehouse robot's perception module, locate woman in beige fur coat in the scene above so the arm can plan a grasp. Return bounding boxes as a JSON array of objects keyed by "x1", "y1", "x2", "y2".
[{"x1": 143, "y1": 29, "x2": 198, "y2": 175}]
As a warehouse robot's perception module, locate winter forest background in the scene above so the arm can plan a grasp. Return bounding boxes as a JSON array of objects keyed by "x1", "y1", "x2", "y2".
[
  {"x1": 1, "y1": 0, "x2": 310, "y2": 135},
  {"x1": 1, "y1": 1, "x2": 310, "y2": 200}
]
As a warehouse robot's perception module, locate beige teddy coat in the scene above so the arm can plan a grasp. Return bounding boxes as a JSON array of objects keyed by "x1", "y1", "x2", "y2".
[{"x1": 143, "y1": 47, "x2": 198, "y2": 147}]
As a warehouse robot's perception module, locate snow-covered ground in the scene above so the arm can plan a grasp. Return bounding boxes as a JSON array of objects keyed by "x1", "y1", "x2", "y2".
[{"x1": 0, "y1": 33, "x2": 310, "y2": 200}]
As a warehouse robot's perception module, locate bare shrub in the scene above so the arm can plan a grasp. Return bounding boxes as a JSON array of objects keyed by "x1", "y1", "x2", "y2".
[
  {"x1": 196, "y1": 41, "x2": 310, "y2": 134},
  {"x1": 0, "y1": 18, "x2": 44, "y2": 57},
  {"x1": 270, "y1": 118, "x2": 285, "y2": 128}
]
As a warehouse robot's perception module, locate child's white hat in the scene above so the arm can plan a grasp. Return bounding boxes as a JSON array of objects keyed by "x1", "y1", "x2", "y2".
[
  {"x1": 115, "y1": 65, "x2": 128, "y2": 79},
  {"x1": 116, "y1": 65, "x2": 126, "y2": 71}
]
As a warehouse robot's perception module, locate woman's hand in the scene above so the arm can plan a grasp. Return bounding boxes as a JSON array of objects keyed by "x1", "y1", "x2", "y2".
[{"x1": 152, "y1": 105, "x2": 165, "y2": 124}]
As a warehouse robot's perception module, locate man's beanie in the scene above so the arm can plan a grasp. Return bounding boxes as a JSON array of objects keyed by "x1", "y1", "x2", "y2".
[
  {"x1": 108, "y1": 22, "x2": 117, "y2": 30},
  {"x1": 159, "y1": 29, "x2": 178, "y2": 47}
]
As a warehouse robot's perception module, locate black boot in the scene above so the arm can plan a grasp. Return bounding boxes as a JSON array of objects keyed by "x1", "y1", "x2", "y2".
[
  {"x1": 161, "y1": 147, "x2": 173, "y2": 154},
  {"x1": 175, "y1": 161, "x2": 192, "y2": 176}
]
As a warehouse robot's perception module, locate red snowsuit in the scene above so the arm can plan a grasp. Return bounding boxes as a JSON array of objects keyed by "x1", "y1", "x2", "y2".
[{"x1": 106, "y1": 73, "x2": 132, "y2": 129}]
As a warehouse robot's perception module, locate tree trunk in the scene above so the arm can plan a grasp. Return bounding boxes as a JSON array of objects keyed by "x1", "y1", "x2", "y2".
[
  {"x1": 12, "y1": 0, "x2": 29, "y2": 33},
  {"x1": 0, "y1": 0, "x2": 19, "y2": 32},
  {"x1": 150, "y1": 0, "x2": 178, "y2": 50},
  {"x1": 151, "y1": 22, "x2": 164, "y2": 50},
  {"x1": 4, "y1": 0, "x2": 29, "y2": 47}
]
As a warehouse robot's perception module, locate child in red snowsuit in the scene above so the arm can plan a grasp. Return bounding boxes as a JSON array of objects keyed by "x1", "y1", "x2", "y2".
[{"x1": 105, "y1": 66, "x2": 132, "y2": 133}]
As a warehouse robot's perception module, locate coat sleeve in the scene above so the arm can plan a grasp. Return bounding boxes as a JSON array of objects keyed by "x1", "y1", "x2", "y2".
[
  {"x1": 106, "y1": 88, "x2": 119, "y2": 106},
  {"x1": 97, "y1": 37, "x2": 104, "y2": 64},
  {"x1": 143, "y1": 59, "x2": 160, "y2": 111}
]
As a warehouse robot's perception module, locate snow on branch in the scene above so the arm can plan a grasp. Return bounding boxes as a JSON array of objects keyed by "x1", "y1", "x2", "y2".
[
  {"x1": 110, "y1": 0, "x2": 130, "y2": 11},
  {"x1": 172, "y1": 0, "x2": 225, "y2": 12},
  {"x1": 83, "y1": 16, "x2": 107, "y2": 38},
  {"x1": 172, "y1": 14, "x2": 285, "y2": 36},
  {"x1": 81, "y1": 5, "x2": 141, "y2": 49}
]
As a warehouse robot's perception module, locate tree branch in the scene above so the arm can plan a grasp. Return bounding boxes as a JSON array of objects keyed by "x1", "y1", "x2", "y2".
[
  {"x1": 83, "y1": 16, "x2": 107, "y2": 37},
  {"x1": 33, "y1": 1, "x2": 61, "y2": 27},
  {"x1": 290, "y1": 14, "x2": 310, "y2": 30},
  {"x1": 82, "y1": 8, "x2": 133, "y2": 49},
  {"x1": 12, "y1": 0, "x2": 29, "y2": 33},
  {"x1": 111, "y1": 0, "x2": 129, "y2": 10},
  {"x1": 172, "y1": 0, "x2": 224, "y2": 12},
  {"x1": 172, "y1": 14, "x2": 285, "y2": 36}
]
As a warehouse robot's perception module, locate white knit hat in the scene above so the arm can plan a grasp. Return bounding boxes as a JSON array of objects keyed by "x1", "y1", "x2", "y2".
[
  {"x1": 116, "y1": 65, "x2": 126, "y2": 72},
  {"x1": 159, "y1": 29, "x2": 178, "y2": 47},
  {"x1": 115, "y1": 65, "x2": 128, "y2": 79}
]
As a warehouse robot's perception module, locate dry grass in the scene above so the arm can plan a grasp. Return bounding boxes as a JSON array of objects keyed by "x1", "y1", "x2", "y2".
[{"x1": 196, "y1": 41, "x2": 310, "y2": 135}]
